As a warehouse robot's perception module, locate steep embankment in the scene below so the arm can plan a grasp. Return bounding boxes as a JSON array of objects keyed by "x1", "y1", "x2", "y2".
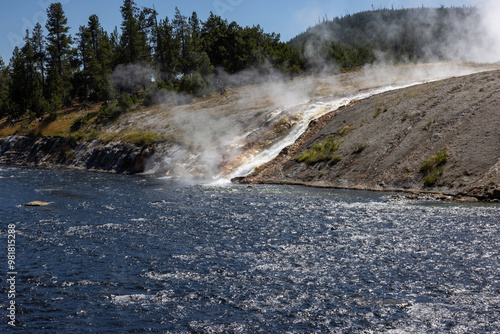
[
  {"x1": 0, "y1": 136, "x2": 151, "y2": 174},
  {"x1": 237, "y1": 70, "x2": 500, "y2": 200}
]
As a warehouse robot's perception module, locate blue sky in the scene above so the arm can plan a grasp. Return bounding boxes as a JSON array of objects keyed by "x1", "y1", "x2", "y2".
[{"x1": 1, "y1": 0, "x2": 475, "y2": 63}]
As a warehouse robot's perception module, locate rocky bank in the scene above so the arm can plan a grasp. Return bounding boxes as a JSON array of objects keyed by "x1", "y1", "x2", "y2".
[
  {"x1": 236, "y1": 70, "x2": 500, "y2": 201},
  {"x1": 2, "y1": 65, "x2": 500, "y2": 201},
  {"x1": 0, "y1": 136, "x2": 151, "y2": 174}
]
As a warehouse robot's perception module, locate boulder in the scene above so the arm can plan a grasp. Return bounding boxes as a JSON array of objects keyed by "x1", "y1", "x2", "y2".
[{"x1": 24, "y1": 201, "x2": 51, "y2": 206}]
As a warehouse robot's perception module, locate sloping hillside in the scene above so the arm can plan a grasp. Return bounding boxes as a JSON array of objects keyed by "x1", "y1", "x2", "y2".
[
  {"x1": 289, "y1": 7, "x2": 489, "y2": 65},
  {"x1": 236, "y1": 69, "x2": 500, "y2": 200}
]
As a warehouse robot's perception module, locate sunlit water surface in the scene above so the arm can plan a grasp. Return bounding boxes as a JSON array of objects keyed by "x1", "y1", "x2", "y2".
[{"x1": 1, "y1": 165, "x2": 499, "y2": 333}]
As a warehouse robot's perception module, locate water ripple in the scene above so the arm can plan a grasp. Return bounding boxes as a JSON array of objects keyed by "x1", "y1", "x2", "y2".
[{"x1": 1, "y1": 166, "x2": 499, "y2": 333}]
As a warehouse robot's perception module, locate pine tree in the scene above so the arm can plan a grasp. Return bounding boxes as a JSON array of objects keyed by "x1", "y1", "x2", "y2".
[
  {"x1": 201, "y1": 13, "x2": 230, "y2": 70},
  {"x1": 14, "y1": 31, "x2": 48, "y2": 118},
  {"x1": 75, "y1": 15, "x2": 113, "y2": 101},
  {"x1": 76, "y1": 25, "x2": 91, "y2": 101},
  {"x1": 45, "y1": 2, "x2": 73, "y2": 109},
  {"x1": 0, "y1": 57, "x2": 11, "y2": 118},
  {"x1": 88, "y1": 15, "x2": 114, "y2": 100},
  {"x1": 138, "y1": 7, "x2": 157, "y2": 60},
  {"x1": 25, "y1": 31, "x2": 49, "y2": 117},
  {"x1": 157, "y1": 17, "x2": 180, "y2": 80},
  {"x1": 173, "y1": 7, "x2": 191, "y2": 74},
  {"x1": 189, "y1": 11, "x2": 202, "y2": 59},
  {"x1": 8, "y1": 46, "x2": 26, "y2": 118},
  {"x1": 31, "y1": 23, "x2": 46, "y2": 88},
  {"x1": 110, "y1": 26, "x2": 120, "y2": 55},
  {"x1": 118, "y1": 0, "x2": 148, "y2": 64},
  {"x1": 7, "y1": 30, "x2": 48, "y2": 120},
  {"x1": 46, "y1": 2, "x2": 72, "y2": 77},
  {"x1": 187, "y1": 12, "x2": 213, "y2": 77},
  {"x1": 147, "y1": 8, "x2": 164, "y2": 72}
]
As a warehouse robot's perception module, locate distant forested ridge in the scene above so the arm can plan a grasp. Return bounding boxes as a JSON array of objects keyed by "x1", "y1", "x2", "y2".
[
  {"x1": 0, "y1": 3, "x2": 485, "y2": 122},
  {"x1": 289, "y1": 6, "x2": 482, "y2": 68}
]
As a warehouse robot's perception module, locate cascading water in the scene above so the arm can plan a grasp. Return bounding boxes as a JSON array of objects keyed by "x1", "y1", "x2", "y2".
[
  {"x1": 226, "y1": 100, "x2": 348, "y2": 179},
  {"x1": 149, "y1": 63, "x2": 498, "y2": 183},
  {"x1": 222, "y1": 84, "x2": 435, "y2": 181}
]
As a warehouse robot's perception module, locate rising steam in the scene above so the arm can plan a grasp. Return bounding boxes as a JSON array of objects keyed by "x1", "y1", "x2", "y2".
[{"x1": 112, "y1": 3, "x2": 500, "y2": 182}]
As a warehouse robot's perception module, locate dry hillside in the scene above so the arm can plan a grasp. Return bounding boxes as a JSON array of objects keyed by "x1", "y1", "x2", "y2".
[{"x1": 237, "y1": 69, "x2": 500, "y2": 200}]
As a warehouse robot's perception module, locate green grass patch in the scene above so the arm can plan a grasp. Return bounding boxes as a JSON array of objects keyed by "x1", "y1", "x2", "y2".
[
  {"x1": 70, "y1": 112, "x2": 98, "y2": 132},
  {"x1": 422, "y1": 118, "x2": 435, "y2": 131},
  {"x1": 296, "y1": 136, "x2": 343, "y2": 165},
  {"x1": 373, "y1": 107, "x2": 388, "y2": 118},
  {"x1": 420, "y1": 148, "x2": 449, "y2": 187},
  {"x1": 338, "y1": 125, "x2": 351, "y2": 137},
  {"x1": 121, "y1": 131, "x2": 163, "y2": 147},
  {"x1": 107, "y1": 131, "x2": 175, "y2": 147},
  {"x1": 352, "y1": 143, "x2": 366, "y2": 154},
  {"x1": 71, "y1": 127, "x2": 102, "y2": 142}
]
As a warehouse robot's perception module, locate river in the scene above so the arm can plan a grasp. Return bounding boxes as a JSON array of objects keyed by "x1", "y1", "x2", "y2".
[{"x1": 1, "y1": 165, "x2": 499, "y2": 333}]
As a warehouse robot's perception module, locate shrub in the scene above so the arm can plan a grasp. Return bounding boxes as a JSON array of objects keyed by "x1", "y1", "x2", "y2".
[
  {"x1": 70, "y1": 112, "x2": 97, "y2": 132},
  {"x1": 373, "y1": 107, "x2": 387, "y2": 118},
  {"x1": 97, "y1": 100, "x2": 121, "y2": 123},
  {"x1": 49, "y1": 95, "x2": 63, "y2": 114},
  {"x1": 420, "y1": 149, "x2": 449, "y2": 174},
  {"x1": 423, "y1": 169, "x2": 442, "y2": 187},
  {"x1": 338, "y1": 125, "x2": 351, "y2": 137},
  {"x1": 296, "y1": 137, "x2": 343, "y2": 165},
  {"x1": 420, "y1": 148, "x2": 449, "y2": 187},
  {"x1": 118, "y1": 92, "x2": 133, "y2": 111},
  {"x1": 422, "y1": 118, "x2": 435, "y2": 131},
  {"x1": 273, "y1": 117, "x2": 296, "y2": 135},
  {"x1": 63, "y1": 148, "x2": 74, "y2": 160},
  {"x1": 179, "y1": 72, "x2": 209, "y2": 97},
  {"x1": 352, "y1": 143, "x2": 366, "y2": 154}
]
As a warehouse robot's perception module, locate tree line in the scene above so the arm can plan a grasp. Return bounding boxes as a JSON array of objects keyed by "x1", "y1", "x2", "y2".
[
  {"x1": 0, "y1": 3, "x2": 481, "y2": 122},
  {"x1": 0, "y1": 1, "x2": 305, "y2": 121}
]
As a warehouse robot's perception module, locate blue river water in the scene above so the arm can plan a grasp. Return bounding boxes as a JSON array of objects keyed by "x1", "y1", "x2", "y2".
[{"x1": 0, "y1": 165, "x2": 499, "y2": 333}]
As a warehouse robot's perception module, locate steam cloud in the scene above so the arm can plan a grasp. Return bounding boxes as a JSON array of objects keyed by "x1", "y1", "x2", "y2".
[
  {"x1": 144, "y1": 66, "x2": 317, "y2": 181},
  {"x1": 475, "y1": 0, "x2": 500, "y2": 62},
  {"x1": 123, "y1": 2, "x2": 500, "y2": 182},
  {"x1": 111, "y1": 64, "x2": 156, "y2": 93}
]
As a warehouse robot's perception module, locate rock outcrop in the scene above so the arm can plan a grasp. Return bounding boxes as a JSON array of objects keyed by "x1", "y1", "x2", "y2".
[
  {"x1": 0, "y1": 136, "x2": 152, "y2": 174},
  {"x1": 24, "y1": 201, "x2": 51, "y2": 206}
]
